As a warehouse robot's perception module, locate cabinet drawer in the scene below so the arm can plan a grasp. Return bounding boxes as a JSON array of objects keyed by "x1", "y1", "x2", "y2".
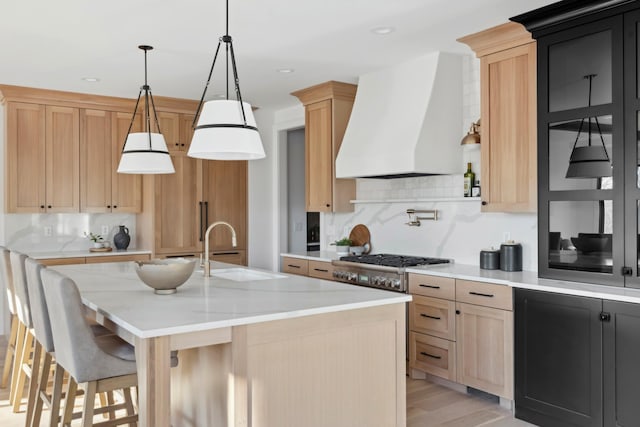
[
  {"x1": 212, "y1": 250, "x2": 247, "y2": 266},
  {"x1": 409, "y1": 332, "x2": 456, "y2": 381},
  {"x1": 456, "y1": 279, "x2": 512, "y2": 310},
  {"x1": 409, "y1": 295, "x2": 456, "y2": 341},
  {"x1": 282, "y1": 257, "x2": 309, "y2": 276},
  {"x1": 308, "y1": 260, "x2": 334, "y2": 280},
  {"x1": 408, "y1": 273, "x2": 455, "y2": 300}
]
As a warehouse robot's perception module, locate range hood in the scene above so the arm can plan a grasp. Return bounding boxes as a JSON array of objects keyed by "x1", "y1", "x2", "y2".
[{"x1": 336, "y1": 52, "x2": 463, "y2": 179}]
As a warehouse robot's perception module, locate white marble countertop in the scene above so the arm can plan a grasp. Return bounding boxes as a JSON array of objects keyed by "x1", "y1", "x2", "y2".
[
  {"x1": 51, "y1": 261, "x2": 411, "y2": 339},
  {"x1": 407, "y1": 263, "x2": 640, "y2": 304},
  {"x1": 27, "y1": 249, "x2": 152, "y2": 260},
  {"x1": 280, "y1": 250, "x2": 342, "y2": 262}
]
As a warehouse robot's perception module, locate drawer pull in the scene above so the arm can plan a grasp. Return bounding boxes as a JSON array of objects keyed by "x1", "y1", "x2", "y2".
[
  {"x1": 314, "y1": 268, "x2": 328, "y2": 273},
  {"x1": 419, "y1": 284, "x2": 440, "y2": 289},
  {"x1": 420, "y1": 351, "x2": 442, "y2": 360},
  {"x1": 287, "y1": 264, "x2": 301, "y2": 269},
  {"x1": 469, "y1": 291, "x2": 494, "y2": 298},
  {"x1": 420, "y1": 313, "x2": 441, "y2": 320}
]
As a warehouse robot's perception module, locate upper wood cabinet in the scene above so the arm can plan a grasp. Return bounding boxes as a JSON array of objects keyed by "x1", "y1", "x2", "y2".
[
  {"x1": 292, "y1": 81, "x2": 356, "y2": 212},
  {"x1": 1, "y1": 85, "x2": 141, "y2": 214},
  {"x1": 458, "y1": 22, "x2": 537, "y2": 213},
  {"x1": 156, "y1": 111, "x2": 195, "y2": 153}
]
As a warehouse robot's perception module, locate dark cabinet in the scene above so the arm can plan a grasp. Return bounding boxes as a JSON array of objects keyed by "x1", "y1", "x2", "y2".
[
  {"x1": 515, "y1": 288, "x2": 640, "y2": 427},
  {"x1": 513, "y1": 1, "x2": 640, "y2": 287}
]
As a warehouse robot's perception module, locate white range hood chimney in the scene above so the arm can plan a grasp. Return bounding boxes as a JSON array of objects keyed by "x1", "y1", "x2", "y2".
[{"x1": 336, "y1": 52, "x2": 463, "y2": 179}]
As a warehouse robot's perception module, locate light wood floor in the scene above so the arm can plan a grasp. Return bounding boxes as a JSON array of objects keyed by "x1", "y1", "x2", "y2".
[{"x1": 0, "y1": 336, "x2": 534, "y2": 426}]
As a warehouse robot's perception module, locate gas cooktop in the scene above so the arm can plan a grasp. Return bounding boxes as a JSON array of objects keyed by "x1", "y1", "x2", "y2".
[{"x1": 338, "y1": 253, "x2": 450, "y2": 268}]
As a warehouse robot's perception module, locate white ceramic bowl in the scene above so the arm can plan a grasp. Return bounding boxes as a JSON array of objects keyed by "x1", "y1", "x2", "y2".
[
  {"x1": 134, "y1": 258, "x2": 197, "y2": 294},
  {"x1": 349, "y1": 246, "x2": 365, "y2": 255}
]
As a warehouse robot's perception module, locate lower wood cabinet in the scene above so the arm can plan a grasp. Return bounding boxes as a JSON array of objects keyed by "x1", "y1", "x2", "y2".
[
  {"x1": 280, "y1": 256, "x2": 335, "y2": 280},
  {"x1": 211, "y1": 250, "x2": 246, "y2": 266},
  {"x1": 409, "y1": 273, "x2": 514, "y2": 400},
  {"x1": 515, "y1": 288, "x2": 640, "y2": 427},
  {"x1": 38, "y1": 253, "x2": 150, "y2": 266},
  {"x1": 308, "y1": 260, "x2": 334, "y2": 280},
  {"x1": 281, "y1": 256, "x2": 309, "y2": 276}
]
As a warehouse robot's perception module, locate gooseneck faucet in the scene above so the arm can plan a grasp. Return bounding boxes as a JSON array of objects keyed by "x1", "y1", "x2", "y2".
[{"x1": 203, "y1": 221, "x2": 237, "y2": 277}]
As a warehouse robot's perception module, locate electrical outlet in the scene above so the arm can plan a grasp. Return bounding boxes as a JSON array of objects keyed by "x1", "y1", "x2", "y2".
[
  {"x1": 44, "y1": 226, "x2": 52, "y2": 237},
  {"x1": 503, "y1": 231, "x2": 511, "y2": 242},
  {"x1": 101, "y1": 225, "x2": 110, "y2": 236}
]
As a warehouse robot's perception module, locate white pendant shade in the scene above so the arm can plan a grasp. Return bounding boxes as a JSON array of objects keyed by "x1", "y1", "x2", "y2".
[
  {"x1": 188, "y1": 100, "x2": 265, "y2": 160},
  {"x1": 117, "y1": 132, "x2": 175, "y2": 174}
]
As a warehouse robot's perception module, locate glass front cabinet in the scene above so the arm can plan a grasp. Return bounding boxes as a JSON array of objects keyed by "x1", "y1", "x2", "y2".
[{"x1": 516, "y1": 2, "x2": 640, "y2": 287}]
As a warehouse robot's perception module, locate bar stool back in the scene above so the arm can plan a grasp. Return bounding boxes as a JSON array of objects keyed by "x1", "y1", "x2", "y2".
[{"x1": 0, "y1": 247, "x2": 19, "y2": 391}]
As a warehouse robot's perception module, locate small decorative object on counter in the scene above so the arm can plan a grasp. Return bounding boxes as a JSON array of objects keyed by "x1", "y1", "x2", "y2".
[
  {"x1": 472, "y1": 180, "x2": 481, "y2": 197},
  {"x1": 84, "y1": 231, "x2": 104, "y2": 248},
  {"x1": 331, "y1": 237, "x2": 353, "y2": 255},
  {"x1": 113, "y1": 225, "x2": 131, "y2": 250},
  {"x1": 500, "y1": 240, "x2": 523, "y2": 272},
  {"x1": 464, "y1": 162, "x2": 475, "y2": 197},
  {"x1": 480, "y1": 247, "x2": 500, "y2": 270}
]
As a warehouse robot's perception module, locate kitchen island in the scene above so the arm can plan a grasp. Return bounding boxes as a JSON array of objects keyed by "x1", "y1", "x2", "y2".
[{"x1": 50, "y1": 261, "x2": 410, "y2": 427}]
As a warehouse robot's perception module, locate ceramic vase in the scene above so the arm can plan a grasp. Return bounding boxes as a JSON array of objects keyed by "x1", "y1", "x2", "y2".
[{"x1": 114, "y1": 225, "x2": 130, "y2": 250}]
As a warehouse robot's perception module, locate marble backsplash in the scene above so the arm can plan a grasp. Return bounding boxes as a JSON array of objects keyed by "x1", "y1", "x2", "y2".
[
  {"x1": 4, "y1": 213, "x2": 138, "y2": 252},
  {"x1": 322, "y1": 175, "x2": 538, "y2": 271}
]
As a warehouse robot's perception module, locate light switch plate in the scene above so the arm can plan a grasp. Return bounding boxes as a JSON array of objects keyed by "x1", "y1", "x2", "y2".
[
  {"x1": 101, "y1": 225, "x2": 110, "y2": 236},
  {"x1": 44, "y1": 226, "x2": 52, "y2": 237}
]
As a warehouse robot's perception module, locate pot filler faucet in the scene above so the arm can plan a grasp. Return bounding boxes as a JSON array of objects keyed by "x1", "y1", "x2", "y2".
[{"x1": 202, "y1": 221, "x2": 237, "y2": 277}]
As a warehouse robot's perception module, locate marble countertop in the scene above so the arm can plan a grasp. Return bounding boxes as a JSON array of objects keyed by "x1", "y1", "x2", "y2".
[
  {"x1": 51, "y1": 261, "x2": 411, "y2": 338},
  {"x1": 280, "y1": 252, "x2": 640, "y2": 304},
  {"x1": 406, "y1": 263, "x2": 640, "y2": 304},
  {"x1": 280, "y1": 250, "x2": 342, "y2": 262},
  {"x1": 27, "y1": 249, "x2": 152, "y2": 260}
]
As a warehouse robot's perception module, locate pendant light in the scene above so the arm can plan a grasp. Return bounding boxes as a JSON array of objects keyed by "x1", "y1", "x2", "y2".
[
  {"x1": 117, "y1": 45, "x2": 175, "y2": 174},
  {"x1": 565, "y1": 74, "x2": 611, "y2": 179},
  {"x1": 188, "y1": 0, "x2": 265, "y2": 160}
]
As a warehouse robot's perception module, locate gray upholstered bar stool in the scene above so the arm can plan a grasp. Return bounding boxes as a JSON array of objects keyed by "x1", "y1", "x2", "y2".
[
  {"x1": 41, "y1": 268, "x2": 137, "y2": 427},
  {"x1": 10, "y1": 250, "x2": 36, "y2": 414},
  {"x1": 0, "y1": 247, "x2": 20, "y2": 393}
]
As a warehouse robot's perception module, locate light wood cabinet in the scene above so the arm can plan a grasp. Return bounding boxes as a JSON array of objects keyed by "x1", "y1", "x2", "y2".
[
  {"x1": 211, "y1": 250, "x2": 246, "y2": 266},
  {"x1": 281, "y1": 256, "x2": 309, "y2": 276},
  {"x1": 5, "y1": 102, "x2": 46, "y2": 213},
  {"x1": 110, "y1": 112, "x2": 142, "y2": 212},
  {"x1": 45, "y1": 106, "x2": 80, "y2": 213},
  {"x1": 157, "y1": 111, "x2": 194, "y2": 153},
  {"x1": 458, "y1": 22, "x2": 537, "y2": 213},
  {"x1": 38, "y1": 253, "x2": 150, "y2": 266},
  {"x1": 291, "y1": 81, "x2": 356, "y2": 213},
  {"x1": 409, "y1": 273, "x2": 514, "y2": 400},
  {"x1": 308, "y1": 260, "x2": 334, "y2": 280}
]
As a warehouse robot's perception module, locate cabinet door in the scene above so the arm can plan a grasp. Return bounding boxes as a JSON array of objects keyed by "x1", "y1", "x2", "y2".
[
  {"x1": 45, "y1": 106, "x2": 79, "y2": 212},
  {"x1": 481, "y1": 42, "x2": 536, "y2": 212},
  {"x1": 6, "y1": 102, "x2": 46, "y2": 213},
  {"x1": 281, "y1": 257, "x2": 309, "y2": 275},
  {"x1": 157, "y1": 111, "x2": 181, "y2": 153},
  {"x1": 80, "y1": 109, "x2": 112, "y2": 213},
  {"x1": 203, "y1": 160, "x2": 247, "y2": 251},
  {"x1": 410, "y1": 295, "x2": 455, "y2": 341},
  {"x1": 305, "y1": 100, "x2": 333, "y2": 212},
  {"x1": 180, "y1": 114, "x2": 195, "y2": 152},
  {"x1": 211, "y1": 250, "x2": 246, "y2": 266},
  {"x1": 603, "y1": 300, "x2": 640, "y2": 427},
  {"x1": 514, "y1": 289, "x2": 602, "y2": 427},
  {"x1": 154, "y1": 153, "x2": 203, "y2": 254},
  {"x1": 111, "y1": 111, "x2": 142, "y2": 213},
  {"x1": 456, "y1": 302, "x2": 513, "y2": 399}
]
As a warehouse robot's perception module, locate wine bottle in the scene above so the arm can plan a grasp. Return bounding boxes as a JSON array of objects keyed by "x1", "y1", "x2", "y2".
[{"x1": 463, "y1": 162, "x2": 475, "y2": 197}]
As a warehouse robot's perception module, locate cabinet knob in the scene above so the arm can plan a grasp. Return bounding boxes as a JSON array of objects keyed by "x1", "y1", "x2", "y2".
[
  {"x1": 40, "y1": 205, "x2": 45, "y2": 209},
  {"x1": 47, "y1": 205, "x2": 52, "y2": 209},
  {"x1": 326, "y1": 204, "x2": 330, "y2": 208},
  {"x1": 481, "y1": 201, "x2": 487, "y2": 206},
  {"x1": 107, "y1": 205, "x2": 111, "y2": 208},
  {"x1": 181, "y1": 143, "x2": 185, "y2": 147},
  {"x1": 113, "y1": 205, "x2": 117, "y2": 209},
  {"x1": 455, "y1": 310, "x2": 460, "y2": 315}
]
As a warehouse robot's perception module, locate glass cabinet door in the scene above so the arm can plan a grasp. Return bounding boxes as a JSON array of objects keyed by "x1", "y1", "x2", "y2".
[{"x1": 539, "y1": 15, "x2": 624, "y2": 286}]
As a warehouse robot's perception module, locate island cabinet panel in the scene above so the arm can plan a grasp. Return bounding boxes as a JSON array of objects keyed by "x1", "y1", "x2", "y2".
[
  {"x1": 5, "y1": 102, "x2": 46, "y2": 213},
  {"x1": 38, "y1": 257, "x2": 86, "y2": 266},
  {"x1": 281, "y1": 256, "x2": 309, "y2": 275},
  {"x1": 458, "y1": 22, "x2": 537, "y2": 213},
  {"x1": 154, "y1": 153, "x2": 203, "y2": 255},
  {"x1": 37, "y1": 253, "x2": 151, "y2": 266},
  {"x1": 231, "y1": 304, "x2": 406, "y2": 427}
]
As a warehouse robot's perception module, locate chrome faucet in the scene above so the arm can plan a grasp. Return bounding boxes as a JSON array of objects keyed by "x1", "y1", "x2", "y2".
[{"x1": 202, "y1": 221, "x2": 237, "y2": 277}]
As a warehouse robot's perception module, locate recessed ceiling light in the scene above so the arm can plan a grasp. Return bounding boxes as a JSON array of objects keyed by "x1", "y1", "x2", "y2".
[
  {"x1": 82, "y1": 77, "x2": 100, "y2": 82},
  {"x1": 371, "y1": 26, "x2": 395, "y2": 35},
  {"x1": 277, "y1": 68, "x2": 295, "y2": 74}
]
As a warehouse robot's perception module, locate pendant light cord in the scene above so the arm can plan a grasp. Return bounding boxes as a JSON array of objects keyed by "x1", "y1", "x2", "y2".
[{"x1": 568, "y1": 74, "x2": 610, "y2": 160}]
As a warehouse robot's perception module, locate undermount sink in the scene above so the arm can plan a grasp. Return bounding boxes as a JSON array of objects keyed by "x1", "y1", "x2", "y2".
[{"x1": 208, "y1": 268, "x2": 287, "y2": 282}]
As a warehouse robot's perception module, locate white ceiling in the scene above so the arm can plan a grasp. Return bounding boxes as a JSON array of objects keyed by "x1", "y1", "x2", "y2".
[{"x1": 0, "y1": 0, "x2": 556, "y2": 111}]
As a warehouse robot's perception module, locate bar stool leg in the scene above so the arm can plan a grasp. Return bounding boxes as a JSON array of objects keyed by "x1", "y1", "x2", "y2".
[
  {"x1": 80, "y1": 381, "x2": 97, "y2": 427},
  {"x1": 9, "y1": 321, "x2": 26, "y2": 405},
  {"x1": 25, "y1": 339, "x2": 43, "y2": 424},
  {"x1": 62, "y1": 378, "x2": 78, "y2": 427},
  {"x1": 1, "y1": 314, "x2": 18, "y2": 388},
  {"x1": 12, "y1": 328, "x2": 33, "y2": 412},
  {"x1": 123, "y1": 387, "x2": 136, "y2": 427},
  {"x1": 48, "y1": 362, "x2": 64, "y2": 427}
]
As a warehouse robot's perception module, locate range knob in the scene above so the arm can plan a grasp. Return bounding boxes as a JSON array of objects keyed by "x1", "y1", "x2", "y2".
[
  {"x1": 392, "y1": 279, "x2": 401, "y2": 289},
  {"x1": 348, "y1": 272, "x2": 358, "y2": 281},
  {"x1": 372, "y1": 276, "x2": 382, "y2": 285}
]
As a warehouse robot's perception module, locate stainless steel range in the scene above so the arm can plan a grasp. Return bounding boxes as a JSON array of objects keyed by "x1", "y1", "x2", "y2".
[{"x1": 331, "y1": 254, "x2": 450, "y2": 293}]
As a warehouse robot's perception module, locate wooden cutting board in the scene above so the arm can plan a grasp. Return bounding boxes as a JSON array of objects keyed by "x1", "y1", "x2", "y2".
[{"x1": 349, "y1": 224, "x2": 371, "y2": 252}]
